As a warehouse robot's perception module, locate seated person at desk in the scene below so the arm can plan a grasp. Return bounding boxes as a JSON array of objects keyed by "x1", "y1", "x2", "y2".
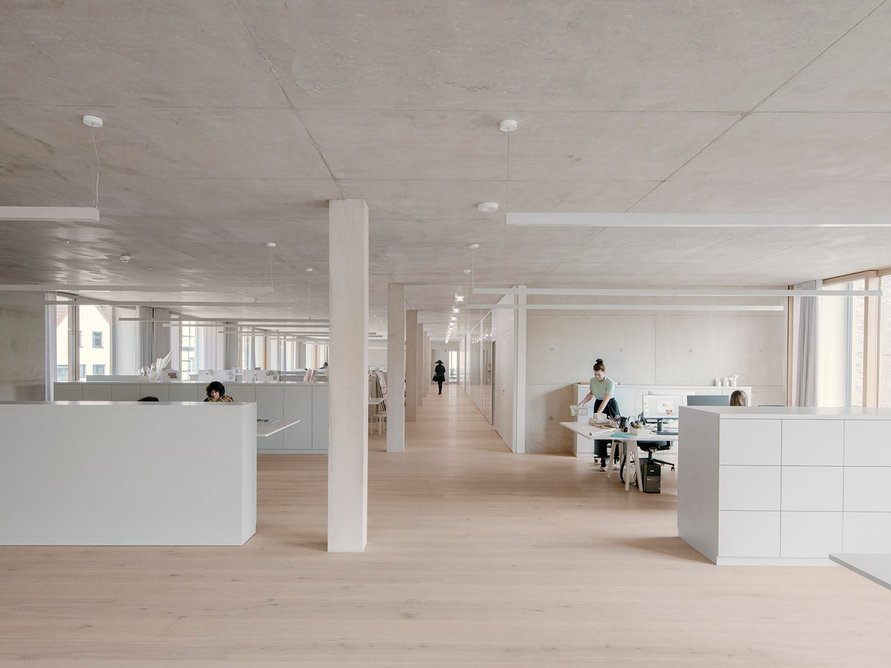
[
  {"x1": 578, "y1": 358, "x2": 620, "y2": 471},
  {"x1": 204, "y1": 381, "x2": 235, "y2": 403},
  {"x1": 730, "y1": 389, "x2": 749, "y2": 406}
]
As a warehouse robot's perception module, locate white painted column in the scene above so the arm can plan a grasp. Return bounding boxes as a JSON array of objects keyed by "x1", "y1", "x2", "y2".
[
  {"x1": 425, "y1": 334, "x2": 431, "y2": 394},
  {"x1": 387, "y1": 283, "x2": 406, "y2": 453},
  {"x1": 327, "y1": 199, "x2": 368, "y2": 553},
  {"x1": 223, "y1": 323, "x2": 239, "y2": 369},
  {"x1": 512, "y1": 285, "x2": 527, "y2": 454},
  {"x1": 416, "y1": 324, "x2": 425, "y2": 405},
  {"x1": 405, "y1": 310, "x2": 418, "y2": 421}
]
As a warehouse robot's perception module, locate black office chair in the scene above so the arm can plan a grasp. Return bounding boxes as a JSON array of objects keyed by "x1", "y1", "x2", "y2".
[
  {"x1": 638, "y1": 440, "x2": 675, "y2": 470},
  {"x1": 618, "y1": 440, "x2": 674, "y2": 484}
]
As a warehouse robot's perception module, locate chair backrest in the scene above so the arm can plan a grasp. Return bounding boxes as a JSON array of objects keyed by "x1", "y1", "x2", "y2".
[{"x1": 638, "y1": 440, "x2": 671, "y2": 450}]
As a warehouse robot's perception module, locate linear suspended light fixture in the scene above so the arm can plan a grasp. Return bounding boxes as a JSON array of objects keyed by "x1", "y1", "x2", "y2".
[
  {"x1": 0, "y1": 206, "x2": 101, "y2": 223},
  {"x1": 39, "y1": 299, "x2": 305, "y2": 307},
  {"x1": 118, "y1": 315, "x2": 328, "y2": 327},
  {"x1": 0, "y1": 284, "x2": 275, "y2": 293},
  {"x1": 473, "y1": 286, "x2": 881, "y2": 298},
  {"x1": 462, "y1": 304, "x2": 785, "y2": 312},
  {"x1": 505, "y1": 212, "x2": 891, "y2": 228}
]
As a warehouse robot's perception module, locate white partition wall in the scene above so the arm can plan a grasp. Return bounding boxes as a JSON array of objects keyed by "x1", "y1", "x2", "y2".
[
  {"x1": 54, "y1": 382, "x2": 328, "y2": 452},
  {"x1": 0, "y1": 401, "x2": 256, "y2": 545}
]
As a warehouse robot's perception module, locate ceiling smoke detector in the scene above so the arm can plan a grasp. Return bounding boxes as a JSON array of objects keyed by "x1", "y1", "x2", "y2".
[
  {"x1": 477, "y1": 202, "x2": 499, "y2": 213},
  {"x1": 265, "y1": 242, "x2": 276, "y2": 248},
  {"x1": 119, "y1": 255, "x2": 131, "y2": 263},
  {"x1": 499, "y1": 119, "x2": 518, "y2": 132}
]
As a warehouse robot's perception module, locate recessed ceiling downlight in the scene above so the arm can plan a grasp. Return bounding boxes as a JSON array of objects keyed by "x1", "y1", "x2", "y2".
[
  {"x1": 83, "y1": 114, "x2": 104, "y2": 128},
  {"x1": 477, "y1": 202, "x2": 499, "y2": 213}
]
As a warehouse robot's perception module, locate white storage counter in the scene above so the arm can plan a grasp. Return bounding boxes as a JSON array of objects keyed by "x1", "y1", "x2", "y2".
[
  {"x1": 54, "y1": 381, "x2": 328, "y2": 453},
  {"x1": 0, "y1": 401, "x2": 256, "y2": 545},
  {"x1": 679, "y1": 406, "x2": 891, "y2": 565}
]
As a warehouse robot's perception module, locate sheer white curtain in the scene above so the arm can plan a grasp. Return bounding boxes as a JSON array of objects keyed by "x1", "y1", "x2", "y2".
[{"x1": 793, "y1": 280, "x2": 820, "y2": 406}]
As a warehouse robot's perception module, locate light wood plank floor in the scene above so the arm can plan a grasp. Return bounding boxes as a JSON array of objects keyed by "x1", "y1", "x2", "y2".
[{"x1": 2, "y1": 384, "x2": 891, "y2": 666}]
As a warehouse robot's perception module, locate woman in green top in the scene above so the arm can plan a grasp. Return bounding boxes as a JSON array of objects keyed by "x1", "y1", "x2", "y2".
[
  {"x1": 578, "y1": 358, "x2": 620, "y2": 470},
  {"x1": 579, "y1": 358, "x2": 619, "y2": 420}
]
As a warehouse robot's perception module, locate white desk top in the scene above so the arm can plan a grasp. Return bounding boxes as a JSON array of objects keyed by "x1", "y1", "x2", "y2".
[
  {"x1": 682, "y1": 406, "x2": 891, "y2": 420},
  {"x1": 559, "y1": 422, "x2": 678, "y2": 442},
  {"x1": 257, "y1": 419, "x2": 301, "y2": 437},
  {"x1": 830, "y1": 554, "x2": 891, "y2": 591}
]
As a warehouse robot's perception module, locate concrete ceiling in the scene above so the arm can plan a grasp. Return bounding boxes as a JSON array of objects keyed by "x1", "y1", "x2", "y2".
[{"x1": 2, "y1": 0, "x2": 891, "y2": 340}]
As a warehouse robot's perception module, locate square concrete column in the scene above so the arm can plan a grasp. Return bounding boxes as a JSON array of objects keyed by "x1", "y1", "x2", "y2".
[
  {"x1": 405, "y1": 310, "x2": 418, "y2": 421},
  {"x1": 416, "y1": 323, "x2": 425, "y2": 405},
  {"x1": 387, "y1": 283, "x2": 405, "y2": 453},
  {"x1": 327, "y1": 199, "x2": 368, "y2": 553}
]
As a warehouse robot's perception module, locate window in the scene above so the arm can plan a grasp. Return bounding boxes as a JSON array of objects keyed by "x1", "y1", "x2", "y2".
[
  {"x1": 79, "y1": 364, "x2": 86, "y2": 377},
  {"x1": 880, "y1": 274, "x2": 891, "y2": 407},
  {"x1": 92, "y1": 364, "x2": 106, "y2": 376},
  {"x1": 92, "y1": 331, "x2": 103, "y2": 348},
  {"x1": 818, "y1": 278, "x2": 866, "y2": 407},
  {"x1": 54, "y1": 305, "x2": 72, "y2": 382},
  {"x1": 180, "y1": 323, "x2": 197, "y2": 376}
]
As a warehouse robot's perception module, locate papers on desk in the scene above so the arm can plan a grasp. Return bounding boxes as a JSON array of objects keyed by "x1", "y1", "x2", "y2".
[{"x1": 588, "y1": 417, "x2": 617, "y2": 428}]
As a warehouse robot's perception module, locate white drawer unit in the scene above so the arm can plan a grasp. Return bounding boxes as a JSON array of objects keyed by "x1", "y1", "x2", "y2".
[{"x1": 679, "y1": 407, "x2": 891, "y2": 565}]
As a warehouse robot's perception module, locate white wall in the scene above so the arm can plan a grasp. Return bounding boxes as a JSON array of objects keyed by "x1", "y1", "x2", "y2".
[
  {"x1": 492, "y1": 302, "x2": 515, "y2": 449},
  {"x1": 525, "y1": 311, "x2": 787, "y2": 455},
  {"x1": 368, "y1": 346, "x2": 388, "y2": 370},
  {"x1": 0, "y1": 297, "x2": 45, "y2": 401}
]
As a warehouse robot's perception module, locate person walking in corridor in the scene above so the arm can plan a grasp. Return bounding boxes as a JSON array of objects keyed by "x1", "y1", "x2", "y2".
[{"x1": 433, "y1": 360, "x2": 446, "y2": 395}]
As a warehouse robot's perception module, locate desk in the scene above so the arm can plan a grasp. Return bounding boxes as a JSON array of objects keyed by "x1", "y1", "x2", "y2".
[
  {"x1": 559, "y1": 422, "x2": 678, "y2": 491},
  {"x1": 830, "y1": 553, "x2": 891, "y2": 591},
  {"x1": 257, "y1": 419, "x2": 301, "y2": 438}
]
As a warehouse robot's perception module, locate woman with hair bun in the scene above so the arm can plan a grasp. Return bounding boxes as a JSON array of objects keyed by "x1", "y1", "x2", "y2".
[{"x1": 578, "y1": 358, "x2": 621, "y2": 471}]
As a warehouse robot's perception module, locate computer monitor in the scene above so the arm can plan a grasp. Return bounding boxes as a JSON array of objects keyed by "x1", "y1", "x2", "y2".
[
  {"x1": 641, "y1": 394, "x2": 684, "y2": 421},
  {"x1": 686, "y1": 394, "x2": 730, "y2": 407}
]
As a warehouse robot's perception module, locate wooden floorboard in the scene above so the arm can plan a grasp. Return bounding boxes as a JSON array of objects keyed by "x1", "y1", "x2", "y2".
[{"x1": 2, "y1": 384, "x2": 891, "y2": 665}]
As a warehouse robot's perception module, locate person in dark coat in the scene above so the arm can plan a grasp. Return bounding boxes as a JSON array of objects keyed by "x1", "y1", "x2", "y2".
[{"x1": 433, "y1": 360, "x2": 447, "y2": 395}]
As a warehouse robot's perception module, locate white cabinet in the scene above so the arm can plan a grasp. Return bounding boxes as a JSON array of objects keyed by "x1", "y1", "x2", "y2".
[
  {"x1": 312, "y1": 385, "x2": 329, "y2": 450},
  {"x1": 679, "y1": 407, "x2": 891, "y2": 564},
  {"x1": 54, "y1": 382, "x2": 328, "y2": 453}
]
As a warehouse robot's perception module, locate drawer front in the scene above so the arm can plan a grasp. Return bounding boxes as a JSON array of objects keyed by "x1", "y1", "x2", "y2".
[
  {"x1": 718, "y1": 511, "x2": 780, "y2": 558},
  {"x1": 843, "y1": 513, "x2": 891, "y2": 552},
  {"x1": 719, "y1": 466, "x2": 780, "y2": 511},
  {"x1": 845, "y1": 421, "x2": 891, "y2": 466},
  {"x1": 781, "y1": 512, "x2": 842, "y2": 558},
  {"x1": 844, "y1": 468, "x2": 891, "y2": 511},
  {"x1": 782, "y1": 467, "x2": 843, "y2": 512},
  {"x1": 782, "y1": 420, "x2": 843, "y2": 466},
  {"x1": 720, "y1": 420, "x2": 781, "y2": 466}
]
